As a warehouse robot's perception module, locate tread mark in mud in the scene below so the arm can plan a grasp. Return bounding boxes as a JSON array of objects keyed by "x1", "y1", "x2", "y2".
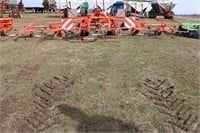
[
  {"x1": 18, "y1": 75, "x2": 75, "y2": 132},
  {"x1": 141, "y1": 78, "x2": 200, "y2": 132}
]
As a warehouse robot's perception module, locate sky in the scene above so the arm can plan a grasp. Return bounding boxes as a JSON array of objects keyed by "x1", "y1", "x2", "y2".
[{"x1": 173, "y1": 0, "x2": 200, "y2": 14}]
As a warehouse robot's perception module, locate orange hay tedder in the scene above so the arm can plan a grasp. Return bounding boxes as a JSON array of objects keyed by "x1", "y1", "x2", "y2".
[
  {"x1": 14, "y1": 0, "x2": 126, "y2": 42},
  {"x1": 3, "y1": 0, "x2": 179, "y2": 42}
]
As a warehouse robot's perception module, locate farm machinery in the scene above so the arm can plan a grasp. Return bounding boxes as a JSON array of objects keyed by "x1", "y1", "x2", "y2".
[
  {"x1": 177, "y1": 23, "x2": 200, "y2": 39},
  {"x1": 0, "y1": 0, "x2": 24, "y2": 35},
  {"x1": 12, "y1": 13, "x2": 175, "y2": 42},
  {"x1": 149, "y1": 0, "x2": 176, "y2": 19},
  {"x1": 14, "y1": 7, "x2": 123, "y2": 42},
  {"x1": 11, "y1": 0, "x2": 180, "y2": 41},
  {"x1": 0, "y1": 0, "x2": 24, "y2": 18},
  {"x1": 104, "y1": 0, "x2": 176, "y2": 19},
  {"x1": 0, "y1": 0, "x2": 199, "y2": 40}
]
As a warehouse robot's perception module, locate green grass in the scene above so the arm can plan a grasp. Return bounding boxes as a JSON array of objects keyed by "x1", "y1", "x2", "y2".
[{"x1": 0, "y1": 13, "x2": 200, "y2": 132}]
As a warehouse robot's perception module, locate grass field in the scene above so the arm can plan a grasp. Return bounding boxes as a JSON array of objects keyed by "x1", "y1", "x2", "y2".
[{"x1": 0, "y1": 13, "x2": 200, "y2": 132}]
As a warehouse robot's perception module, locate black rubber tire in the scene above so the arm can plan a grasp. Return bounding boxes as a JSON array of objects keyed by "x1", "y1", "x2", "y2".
[
  {"x1": 193, "y1": 30, "x2": 200, "y2": 39},
  {"x1": 107, "y1": 30, "x2": 116, "y2": 36},
  {"x1": 132, "y1": 30, "x2": 139, "y2": 36},
  {"x1": 154, "y1": 31, "x2": 162, "y2": 36},
  {"x1": 189, "y1": 30, "x2": 200, "y2": 39},
  {"x1": 1, "y1": 32, "x2": 6, "y2": 36},
  {"x1": 80, "y1": 30, "x2": 89, "y2": 36}
]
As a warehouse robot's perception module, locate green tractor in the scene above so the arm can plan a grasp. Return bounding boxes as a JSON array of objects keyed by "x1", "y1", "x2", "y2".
[{"x1": 178, "y1": 23, "x2": 200, "y2": 39}]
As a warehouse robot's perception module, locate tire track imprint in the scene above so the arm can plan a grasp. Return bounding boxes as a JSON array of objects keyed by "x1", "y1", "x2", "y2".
[
  {"x1": 18, "y1": 75, "x2": 75, "y2": 132},
  {"x1": 141, "y1": 78, "x2": 200, "y2": 132}
]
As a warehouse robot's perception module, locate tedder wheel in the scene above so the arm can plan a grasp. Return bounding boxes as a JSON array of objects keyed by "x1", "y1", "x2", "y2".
[
  {"x1": 80, "y1": 30, "x2": 89, "y2": 36},
  {"x1": 1, "y1": 32, "x2": 6, "y2": 36},
  {"x1": 132, "y1": 30, "x2": 139, "y2": 36},
  {"x1": 154, "y1": 31, "x2": 162, "y2": 36},
  {"x1": 107, "y1": 30, "x2": 116, "y2": 36}
]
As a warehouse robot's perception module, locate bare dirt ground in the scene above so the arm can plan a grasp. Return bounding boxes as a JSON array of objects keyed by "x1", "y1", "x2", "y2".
[{"x1": 0, "y1": 13, "x2": 200, "y2": 132}]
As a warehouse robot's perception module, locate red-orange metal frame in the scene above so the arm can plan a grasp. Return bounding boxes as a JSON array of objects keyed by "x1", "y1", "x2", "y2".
[
  {"x1": 13, "y1": 0, "x2": 177, "y2": 41},
  {"x1": 73, "y1": 9, "x2": 123, "y2": 42},
  {"x1": 16, "y1": 20, "x2": 65, "y2": 38},
  {"x1": 14, "y1": 14, "x2": 177, "y2": 41},
  {"x1": 0, "y1": 17, "x2": 13, "y2": 35}
]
